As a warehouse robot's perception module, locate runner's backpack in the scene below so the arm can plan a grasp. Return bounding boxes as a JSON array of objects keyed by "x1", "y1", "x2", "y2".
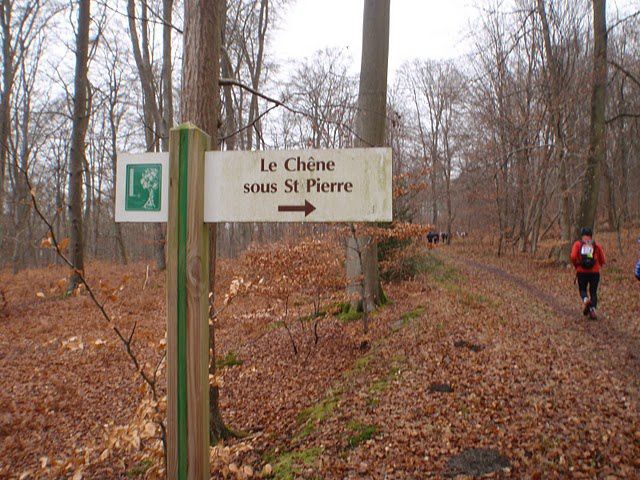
[{"x1": 580, "y1": 241, "x2": 596, "y2": 269}]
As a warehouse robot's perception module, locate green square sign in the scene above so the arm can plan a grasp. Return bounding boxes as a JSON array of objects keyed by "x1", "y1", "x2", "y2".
[{"x1": 125, "y1": 164, "x2": 162, "y2": 212}]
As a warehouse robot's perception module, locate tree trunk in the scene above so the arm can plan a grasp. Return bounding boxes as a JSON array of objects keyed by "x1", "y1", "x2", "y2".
[
  {"x1": 346, "y1": 0, "x2": 389, "y2": 314},
  {"x1": 0, "y1": 0, "x2": 14, "y2": 255},
  {"x1": 182, "y1": 0, "x2": 232, "y2": 444},
  {"x1": 12, "y1": 70, "x2": 32, "y2": 273},
  {"x1": 115, "y1": 222, "x2": 128, "y2": 264},
  {"x1": 576, "y1": 0, "x2": 607, "y2": 234},
  {"x1": 107, "y1": 60, "x2": 127, "y2": 265},
  {"x1": 93, "y1": 152, "x2": 103, "y2": 259},
  {"x1": 67, "y1": 0, "x2": 90, "y2": 292},
  {"x1": 537, "y1": 0, "x2": 572, "y2": 247},
  {"x1": 245, "y1": 0, "x2": 268, "y2": 150},
  {"x1": 127, "y1": 0, "x2": 168, "y2": 270},
  {"x1": 82, "y1": 149, "x2": 92, "y2": 256}
]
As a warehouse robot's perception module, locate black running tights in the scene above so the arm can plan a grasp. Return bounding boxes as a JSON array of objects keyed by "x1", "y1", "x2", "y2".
[{"x1": 577, "y1": 272, "x2": 600, "y2": 308}]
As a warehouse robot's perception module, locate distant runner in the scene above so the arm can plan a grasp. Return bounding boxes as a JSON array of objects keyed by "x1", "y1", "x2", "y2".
[{"x1": 570, "y1": 227, "x2": 606, "y2": 320}]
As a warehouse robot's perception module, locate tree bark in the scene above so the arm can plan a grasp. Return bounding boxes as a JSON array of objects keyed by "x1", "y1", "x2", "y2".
[
  {"x1": 537, "y1": 0, "x2": 573, "y2": 247},
  {"x1": 67, "y1": 0, "x2": 90, "y2": 292},
  {"x1": 346, "y1": 0, "x2": 390, "y2": 313},
  {"x1": 576, "y1": 0, "x2": 607, "y2": 234},
  {"x1": 106, "y1": 59, "x2": 128, "y2": 264},
  {"x1": 127, "y1": 0, "x2": 168, "y2": 270},
  {"x1": 182, "y1": 0, "x2": 232, "y2": 444},
  {"x1": 12, "y1": 61, "x2": 32, "y2": 272},
  {"x1": 0, "y1": 0, "x2": 14, "y2": 254}
]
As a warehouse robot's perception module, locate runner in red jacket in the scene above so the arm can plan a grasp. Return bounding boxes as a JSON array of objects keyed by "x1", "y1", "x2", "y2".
[{"x1": 570, "y1": 227, "x2": 606, "y2": 320}]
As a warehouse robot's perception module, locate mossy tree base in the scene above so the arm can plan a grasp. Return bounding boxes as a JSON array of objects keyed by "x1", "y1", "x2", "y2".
[{"x1": 209, "y1": 385, "x2": 237, "y2": 444}]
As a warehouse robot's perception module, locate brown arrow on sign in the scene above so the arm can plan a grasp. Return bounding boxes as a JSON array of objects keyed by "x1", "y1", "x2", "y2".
[{"x1": 277, "y1": 200, "x2": 316, "y2": 217}]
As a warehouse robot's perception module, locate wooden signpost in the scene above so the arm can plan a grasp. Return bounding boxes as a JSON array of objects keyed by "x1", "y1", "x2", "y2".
[{"x1": 115, "y1": 124, "x2": 392, "y2": 479}]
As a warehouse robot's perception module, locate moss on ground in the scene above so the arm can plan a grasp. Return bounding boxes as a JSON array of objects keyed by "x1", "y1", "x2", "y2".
[
  {"x1": 421, "y1": 253, "x2": 461, "y2": 284},
  {"x1": 125, "y1": 459, "x2": 153, "y2": 477},
  {"x1": 298, "y1": 311, "x2": 327, "y2": 322},
  {"x1": 346, "y1": 421, "x2": 379, "y2": 448},
  {"x1": 216, "y1": 351, "x2": 243, "y2": 369},
  {"x1": 337, "y1": 309, "x2": 362, "y2": 323},
  {"x1": 350, "y1": 354, "x2": 373, "y2": 374},
  {"x1": 401, "y1": 305, "x2": 425, "y2": 322},
  {"x1": 267, "y1": 447, "x2": 323, "y2": 480},
  {"x1": 296, "y1": 392, "x2": 341, "y2": 438}
]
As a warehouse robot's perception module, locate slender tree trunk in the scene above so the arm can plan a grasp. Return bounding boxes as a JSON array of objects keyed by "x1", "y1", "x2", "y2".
[
  {"x1": 55, "y1": 160, "x2": 63, "y2": 265},
  {"x1": 107, "y1": 71, "x2": 128, "y2": 264},
  {"x1": 82, "y1": 151, "x2": 92, "y2": 255},
  {"x1": 0, "y1": 0, "x2": 14, "y2": 254},
  {"x1": 12, "y1": 70, "x2": 31, "y2": 273},
  {"x1": 162, "y1": 0, "x2": 174, "y2": 143},
  {"x1": 615, "y1": 80, "x2": 630, "y2": 223},
  {"x1": 346, "y1": 0, "x2": 389, "y2": 313},
  {"x1": 151, "y1": 0, "x2": 174, "y2": 272},
  {"x1": 559, "y1": 159, "x2": 572, "y2": 241},
  {"x1": 576, "y1": 0, "x2": 607, "y2": 234},
  {"x1": 93, "y1": 153, "x2": 103, "y2": 258},
  {"x1": 67, "y1": 0, "x2": 90, "y2": 292},
  {"x1": 182, "y1": 0, "x2": 232, "y2": 444},
  {"x1": 127, "y1": 0, "x2": 168, "y2": 270},
  {"x1": 246, "y1": 0, "x2": 267, "y2": 150},
  {"x1": 445, "y1": 158, "x2": 452, "y2": 244},
  {"x1": 538, "y1": 0, "x2": 573, "y2": 247}
]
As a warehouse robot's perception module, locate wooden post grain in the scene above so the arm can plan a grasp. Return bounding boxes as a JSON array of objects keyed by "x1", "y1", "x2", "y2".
[{"x1": 167, "y1": 123, "x2": 210, "y2": 480}]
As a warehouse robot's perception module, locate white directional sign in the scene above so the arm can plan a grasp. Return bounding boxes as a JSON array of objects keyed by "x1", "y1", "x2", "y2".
[
  {"x1": 115, "y1": 147, "x2": 392, "y2": 223},
  {"x1": 205, "y1": 148, "x2": 392, "y2": 222}
]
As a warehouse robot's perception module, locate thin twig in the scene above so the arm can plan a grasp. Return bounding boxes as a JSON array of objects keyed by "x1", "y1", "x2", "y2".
[
  {"x1": 21, "y1": 166, "x2": 168, "y2": 464},
  {"x1": 218, "y1": 77, "x2": 372, "y2": 146}
]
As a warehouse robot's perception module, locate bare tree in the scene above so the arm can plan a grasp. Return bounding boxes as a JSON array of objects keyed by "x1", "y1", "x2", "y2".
[
  {"x1": 0, "y1": 0, "x2": 43, "y2": 255},
  {"x1": 126, "y1": 0, "x2": 173, "y2": 271},
  {"x1": 67, "y1": 0, "x2": 91, "y2": 292},
  {"x1": 576, "y1": 0, "x2": 608, "y2": 233},
  {"x1": 181, "y1": 0, "x2": 233, "y2": 444},
  {"x1": 102, "y1": 40, "x2": 129, "y2": 263},
  {"x1": 346, "y1": 0, "x2": 390, "y2": 314}
]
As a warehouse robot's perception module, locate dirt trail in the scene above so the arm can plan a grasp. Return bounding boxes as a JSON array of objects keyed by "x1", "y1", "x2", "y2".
[
  {"x1": 309, "y1": 249, "x2": 640, "y2": 478},
  {"x1": 446, "y1": 252, "x2": 640, "y2": 395},
  {"x1": 465, "y1": 260, "x2": 575, "y2": 317}
]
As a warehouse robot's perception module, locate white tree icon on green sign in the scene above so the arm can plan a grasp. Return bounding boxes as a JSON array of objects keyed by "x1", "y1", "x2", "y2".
[
  {"x1": 140, "y1": 167, "x2": 159, "y2": 210},
  {"x1": 125, "y1": 164, "x2": 161, "y2": 212}
]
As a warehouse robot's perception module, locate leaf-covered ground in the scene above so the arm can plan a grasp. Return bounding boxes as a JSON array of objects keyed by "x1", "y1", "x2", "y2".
[{"x1": 1, "y1": 231, "x2": 639, "y2": 479}]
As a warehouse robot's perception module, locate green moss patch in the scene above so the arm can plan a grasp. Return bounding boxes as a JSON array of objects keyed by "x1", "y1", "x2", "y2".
[
  {"x1": 346, "y1": 421, "x2": 379, "y2": 448},
  {"x1": 216, "y1": 351, "x2": 243, "y2": 369},
  {"x1": 298, "y1": 311, "x2": 327, "y2": 322},
  {"x1": 296, "y1": 392, "x2": 341, "y2": 438},
  {"x1": 267, "y1": 447, "x2": 323, "y2": 480},
  {"x1": 337, "y1": 309, "x2": 362, "y2": 323},
  {"x1": 126, "y1": 459, "x2": 153, "y2": 477},
  {"x1": 352, "y1": 354, "x2": 373, "y2": 373},
  {"x1": 401, "y1": 305, "x2": 425, "y2": 321},
  {"x1": 369, "y1": 378, "x2": 389, "y2": 394},
  {"x1": 422, "y1": 253, "x2": 461, "y2": 284}
]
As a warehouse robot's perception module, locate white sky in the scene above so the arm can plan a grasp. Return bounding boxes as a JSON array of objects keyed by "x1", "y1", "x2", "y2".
[
  {"x1": 271, "y1": 0, "x2": 638, "y2": 76},
  {"x1": 272, "y1": 0, "x2": 475, "y2": 75}
]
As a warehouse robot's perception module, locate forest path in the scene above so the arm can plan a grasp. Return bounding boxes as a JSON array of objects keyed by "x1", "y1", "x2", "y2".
[
  {"x1": 285, "y1": 246, "x2": 640, "y2": 478},
  {"x1": 440, "y1": 247, "x2": 640, "y2": 397}
]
